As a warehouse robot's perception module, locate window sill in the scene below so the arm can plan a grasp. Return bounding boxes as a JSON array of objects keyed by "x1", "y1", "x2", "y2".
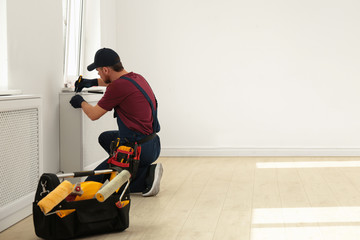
[{"x1": 0, "y1": 89, "x2": 22, "y2": 96}]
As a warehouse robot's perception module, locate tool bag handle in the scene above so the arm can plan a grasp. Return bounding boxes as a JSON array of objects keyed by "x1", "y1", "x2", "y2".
[{"x1": 57, "y1": 169, "x2": 114, "y2": 179}]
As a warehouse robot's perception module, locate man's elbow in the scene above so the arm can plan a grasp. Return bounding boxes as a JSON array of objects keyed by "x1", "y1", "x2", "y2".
[
  {"x1": 89, "y1": 114, "x2": 101, "y2": 121},
  {"x1": 83, "y1": 104, "x2": 107, "y2": 121},
  {"x1": 85, "y1": 110, "x2": 102, "y2": 121}
]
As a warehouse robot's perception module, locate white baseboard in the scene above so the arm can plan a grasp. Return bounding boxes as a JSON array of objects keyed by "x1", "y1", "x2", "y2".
[
  {"x1": 160, "y1": 147, "x2": 360, "y2": 157},
  {"x1": 0, "y1": 193, "x2": 33, "y2": 232}
]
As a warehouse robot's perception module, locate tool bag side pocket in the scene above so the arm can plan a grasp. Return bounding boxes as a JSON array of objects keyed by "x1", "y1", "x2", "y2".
[
  {"x1": 33, "y1": 173, "x2": 76, "y2": 240},
  {"x1": 107, "y1": 142, "x2": 141, "y2": 179}
]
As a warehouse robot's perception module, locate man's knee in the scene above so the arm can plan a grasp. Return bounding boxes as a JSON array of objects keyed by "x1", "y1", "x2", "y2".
[
  {"x1": 98, "y1": 131, "x2": 108, "y2": 145},
  {"x1": 98, "y1": 131, "x2": 119, "y2": 153}
]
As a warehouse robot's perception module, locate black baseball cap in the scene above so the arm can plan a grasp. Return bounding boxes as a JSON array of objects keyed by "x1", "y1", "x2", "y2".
[{"x1": 87, "y1": 48, "x2": 121, "y2": 71}]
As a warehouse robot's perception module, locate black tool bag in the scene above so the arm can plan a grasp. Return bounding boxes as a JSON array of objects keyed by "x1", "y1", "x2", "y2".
[{"x1": 33, "y1": 173, "x2": 130, "y2": 240}]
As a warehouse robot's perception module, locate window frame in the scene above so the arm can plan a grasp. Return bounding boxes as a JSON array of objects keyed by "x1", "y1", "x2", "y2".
[{"x1": 63, "y1": 0, "x2": 84, "y2": 88}]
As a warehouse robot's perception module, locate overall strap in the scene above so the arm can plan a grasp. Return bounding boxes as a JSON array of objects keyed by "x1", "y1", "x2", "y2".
[{"x1": 120, "y1": 76, "x2": 160, "y2": 134}]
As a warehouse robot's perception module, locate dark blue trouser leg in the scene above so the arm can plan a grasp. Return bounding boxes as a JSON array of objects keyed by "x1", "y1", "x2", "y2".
[
  {"x1": 129, "y1": 135, "x2": 161, "y2": 193},
  {"x1": 85, "y1": 131, "x2": 161, "y2": 193},
  {"x1": 98, "y1": 131, "x2": 120, "y2": 154}
]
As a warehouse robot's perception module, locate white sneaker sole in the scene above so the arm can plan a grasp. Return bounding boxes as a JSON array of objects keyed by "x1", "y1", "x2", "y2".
[{"x1": 142, "y1": 163, "x2": 163, "y2": 197}]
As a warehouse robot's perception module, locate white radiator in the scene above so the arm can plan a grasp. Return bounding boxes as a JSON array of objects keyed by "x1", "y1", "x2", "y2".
[
  {"x1": 60, "y1": 92, "x2": 117, "y2": 175},
  {"x1": 0, "y1": 95, "x2": 42, "y2": 232}
]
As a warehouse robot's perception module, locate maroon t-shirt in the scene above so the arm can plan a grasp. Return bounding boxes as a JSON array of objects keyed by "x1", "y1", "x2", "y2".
[{"x1": 97, "y1": 72, "x2": 157, "y2": 135}]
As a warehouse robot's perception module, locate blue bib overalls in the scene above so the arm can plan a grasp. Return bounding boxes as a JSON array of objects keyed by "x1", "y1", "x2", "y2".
[{"x1": 86, "y1": 76, "x2": 161, "y2": 193}]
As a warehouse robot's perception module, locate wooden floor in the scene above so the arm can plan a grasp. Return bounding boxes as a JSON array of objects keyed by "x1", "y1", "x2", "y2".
[{"x1": 2, "y1": 156, "x2": 360, "y2": 240}]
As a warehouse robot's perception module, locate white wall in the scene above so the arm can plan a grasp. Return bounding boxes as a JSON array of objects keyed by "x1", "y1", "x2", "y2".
[
  {"x1": 7, "y1": 0, "x2": 63, "y2": 172},
  {"x1": 82, "y1": 0, "x2": 100, "y2": 79},
  {"x1": 100, "y1": 0, "x2": 117, "y2": 48},
  {"x1": 114, "y1": 0, "x2": 360, "y2": 156},
  {"x1": 4, "y1": 0, "x2": 360, "y2": 160},
  {"x1": 5, "y1": 0, "x2": 119, "y2": 175},
  {"x1": 0, "y1": 0, "x2": 8, "y2": 89}
]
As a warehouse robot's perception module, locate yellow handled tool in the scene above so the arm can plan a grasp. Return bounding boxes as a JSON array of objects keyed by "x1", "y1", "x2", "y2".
[{"x1": 74, "y1": 75, "x2": 82, "y2": 92}]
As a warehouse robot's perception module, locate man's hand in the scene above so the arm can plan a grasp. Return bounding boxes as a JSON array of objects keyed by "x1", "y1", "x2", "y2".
[
  {"x1": 75, "y1": 77, "x2": 98, "y2": 92},
  {"x1": 70, "y1": 95, "x2": 85, "y2": 108}
]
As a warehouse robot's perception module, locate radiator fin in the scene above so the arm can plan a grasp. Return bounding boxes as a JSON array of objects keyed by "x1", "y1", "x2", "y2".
[{"x1": 0, "y1": 108, "x2": 40, "y2": 207}]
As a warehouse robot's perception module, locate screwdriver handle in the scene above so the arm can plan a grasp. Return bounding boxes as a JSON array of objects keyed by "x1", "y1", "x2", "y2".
[{"x1": 74, "y1": 75, "x2": 82, "y2": 92}]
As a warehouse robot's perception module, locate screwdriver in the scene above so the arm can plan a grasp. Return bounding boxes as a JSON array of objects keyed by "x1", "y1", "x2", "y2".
[{"x1": 74, "y1": 75, "x2": 82, "y2": 93}]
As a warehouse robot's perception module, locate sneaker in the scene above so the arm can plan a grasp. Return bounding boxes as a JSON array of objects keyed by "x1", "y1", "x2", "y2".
[{"x1": 142, "y1": 163, "x2": 163, "y2": 197}]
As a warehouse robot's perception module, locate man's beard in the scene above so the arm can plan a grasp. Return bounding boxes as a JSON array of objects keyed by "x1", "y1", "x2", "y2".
[{"x1": 104, "y1": 77, "x2": 111, "y2": 84}]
